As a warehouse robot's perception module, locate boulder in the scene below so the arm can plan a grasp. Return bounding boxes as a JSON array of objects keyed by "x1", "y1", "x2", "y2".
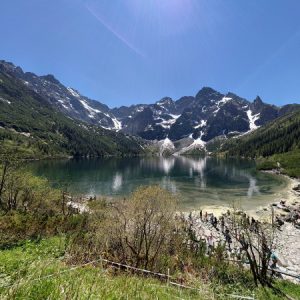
[{"x1": 292, "y1": 184, "x2": 300, "y2": 192}]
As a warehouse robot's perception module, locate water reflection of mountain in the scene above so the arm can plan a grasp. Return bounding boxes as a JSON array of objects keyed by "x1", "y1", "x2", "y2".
[
  {"x1": 27, "y1": 156, "x2": 287, "y2": 207},
  {"x1": 176, "y1": 156, "x2": 207, "y2": 189}
]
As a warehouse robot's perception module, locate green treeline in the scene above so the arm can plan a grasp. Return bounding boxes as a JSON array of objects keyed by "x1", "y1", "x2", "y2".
[{"x1": 222, "y1": 110, "x2": 300, "y2": 158}]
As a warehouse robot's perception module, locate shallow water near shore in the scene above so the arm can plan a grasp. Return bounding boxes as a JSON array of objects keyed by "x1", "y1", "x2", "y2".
[{"x1": 27, "y1": 156, "x2": 291, "y2": 211}]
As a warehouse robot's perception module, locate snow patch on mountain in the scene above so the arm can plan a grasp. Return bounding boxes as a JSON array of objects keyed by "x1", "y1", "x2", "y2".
[
  {"x1": 67, "y1": 87, "x2": 80, "y2": 98},
  {"x1": 67, "y1": 87, "x2": 122, "y2": 130},
  {"x1": 0, "y1": 97, "x2": 11, "y2": 105},
  {"x1": 145, "y1": 124, "x2": 154, "y2": 131},
  {"x1": 79, "y1": 99, "x2": 101, "y2": 116},
  {"x1": 58, "y1": 100, "x2": 71, "y2": 111},
  {"x1": 214, "y1": 97, "x2": 232, "y2": 115},
  {"x1": 246, "y1": 109, "x2": 260, "y2": 131},
  {"x1": 159, "y1": 137, "x2": 175, "y2": 155},
  {"x1": 103, "y1": 113, "x2": 122, "y2": 130},
  {"x1": 157, "y1": 114, "x2": 180, "y2": 129},
  {"x1": 156, "y1": 98, "x2": 173, "y2": 106},
  {"x1": 136, "y1": 106, "x2": 145, "y2": 113},
  {"x1": 174, "y1": 131, "x2": 206, "y2": 156},
  {"x1": 194, "y1": 119, "x2": 207, "y2": 129},
  {"x1": 112, "y1": 117, "x2": 122, "y2": 130},
  {"x1": 169, "y1": 114, "x2": 180, "y2": 119},
  {"x1": 219, "y1": 97, "x2": 232, "y2": 105}
]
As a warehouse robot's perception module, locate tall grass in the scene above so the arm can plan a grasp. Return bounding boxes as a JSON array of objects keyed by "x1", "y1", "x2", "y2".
[{"x1": 0, "y1": 237, "x2": 211, "y2": 300}]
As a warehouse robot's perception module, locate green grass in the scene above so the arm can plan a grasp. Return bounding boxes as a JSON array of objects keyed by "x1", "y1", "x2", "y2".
[
  {"x1": 0, "y1": 237, "x2": 208, "y2": 299},
  {"x1": 1, "y1": 237, "x2": 299, "y2": 299}
]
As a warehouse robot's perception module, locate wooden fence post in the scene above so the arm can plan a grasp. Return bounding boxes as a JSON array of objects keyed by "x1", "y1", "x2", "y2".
[{"x1": 99, "y1": 255, "x2": 103, "y2": 271}]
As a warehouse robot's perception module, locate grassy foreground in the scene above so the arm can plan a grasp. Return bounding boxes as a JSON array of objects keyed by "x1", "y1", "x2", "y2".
[
  {"x1": 0, "y1": 237, "x2": 299, "y2": 300},
  {"x1": 0, "y1": 237, "x2": 207, "y2": 300}
]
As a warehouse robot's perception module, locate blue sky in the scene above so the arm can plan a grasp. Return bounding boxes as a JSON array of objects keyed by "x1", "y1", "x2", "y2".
[{"x1": 1, "y1": 0, "x2": 300, "y2": 107}]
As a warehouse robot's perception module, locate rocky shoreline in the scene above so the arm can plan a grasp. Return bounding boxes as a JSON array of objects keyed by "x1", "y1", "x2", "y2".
[{"x1": 180, "y1": 173, "x2": 300, "y2": 283}]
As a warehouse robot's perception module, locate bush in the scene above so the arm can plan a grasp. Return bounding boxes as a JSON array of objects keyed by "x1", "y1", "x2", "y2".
[{"x1": 68, "y1": 186, "x2": 179, "y2": 271}]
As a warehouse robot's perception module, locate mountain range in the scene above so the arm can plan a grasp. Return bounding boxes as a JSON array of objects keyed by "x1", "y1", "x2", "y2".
[
  {"x1": 0, "y1": 60, "x2": 299, "y2": 156},
  {"x1": 0, "y1": 61, "x2": 143, "y2": 158}
]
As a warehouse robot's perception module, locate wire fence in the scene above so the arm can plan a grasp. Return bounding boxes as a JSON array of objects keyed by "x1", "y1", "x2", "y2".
[
  {"x1": 1, "y1": 256, "x2": 256, "y2": 299},
  {"x1": 1, "y1": 247, "x2": 298, "y2": 299},
  {"x1": 100, "y1": 258, "x2": 257, "y2": 299},
  {"x1": 2, "y1": 253, "x2": 299, "y2": 298},
  {"x1": 3, "y1": 251, "x2": 298, "y2": 298}
]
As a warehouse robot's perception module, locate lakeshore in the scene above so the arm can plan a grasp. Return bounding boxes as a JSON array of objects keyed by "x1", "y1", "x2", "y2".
[
  {"x1": 178, "y1": 172, "x2": 300, "y2": 283},
  {"x1": 61, "y1": 162, "x2": 300, "y2": 285},
  {"x1": 68, "y1": 170, "x2": 300, "y2": 283}
]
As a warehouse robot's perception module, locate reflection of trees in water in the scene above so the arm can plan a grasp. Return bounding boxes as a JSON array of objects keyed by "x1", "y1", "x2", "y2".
[
  {"x1": 28, "y1": 156, "x2": 267, "y2": 199},
  {"x1": 222, "y1": 166, "x2": 261, "y2": 198},
  {"x1": 201, "y1": 158, "x2": 261, "y2": 198}
]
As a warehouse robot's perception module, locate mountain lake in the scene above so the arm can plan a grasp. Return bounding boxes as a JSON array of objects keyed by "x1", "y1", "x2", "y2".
[{"x1": 27, "y1": 156, "x2": 290, "y2": 211}]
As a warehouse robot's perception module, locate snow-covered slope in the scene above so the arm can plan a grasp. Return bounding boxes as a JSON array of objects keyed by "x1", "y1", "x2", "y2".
[
  {"x1": 246, "y1": 109, "x2": 260, "y2": 131},
  {"x1": 173, "y1": 132, "x2": 206, "y2": 156},
  {"x1": 158, "y1": 137, "x2": 175, "y2": 155}
]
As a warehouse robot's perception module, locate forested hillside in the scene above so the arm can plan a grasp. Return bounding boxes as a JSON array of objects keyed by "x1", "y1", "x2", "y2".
[
  {"x1": 222, "y1": 110, "x2": 300, "y2": 157},
  {"x1": 221, "y1": 109, "x2": 300, "y2": 177},
  {"x1": 0, "y1": 72, "x2": 143, "y2": 158}
]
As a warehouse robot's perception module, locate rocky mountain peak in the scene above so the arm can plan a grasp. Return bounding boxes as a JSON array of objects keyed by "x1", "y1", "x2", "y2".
[
  {"x1": 156, "y1": 97, "x2": 173, "y2": 106},
  {"x1": 0, "y1": 60, "x2": 24, "y2": 76},
  {"x1": 195, "y1": 87, "x2": 218, "y2": 98},
  {"x1": 254, "y1": 96, "x2": 263, "y2": 105},
  {"x1": 40, "y1": 74, "x2": 61, "y2": 85}
]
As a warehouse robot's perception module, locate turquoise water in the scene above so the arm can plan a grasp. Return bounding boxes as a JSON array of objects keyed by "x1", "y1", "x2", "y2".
[{"x1": 27, "y1": 156, "x2": 288, "y2": 210}]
